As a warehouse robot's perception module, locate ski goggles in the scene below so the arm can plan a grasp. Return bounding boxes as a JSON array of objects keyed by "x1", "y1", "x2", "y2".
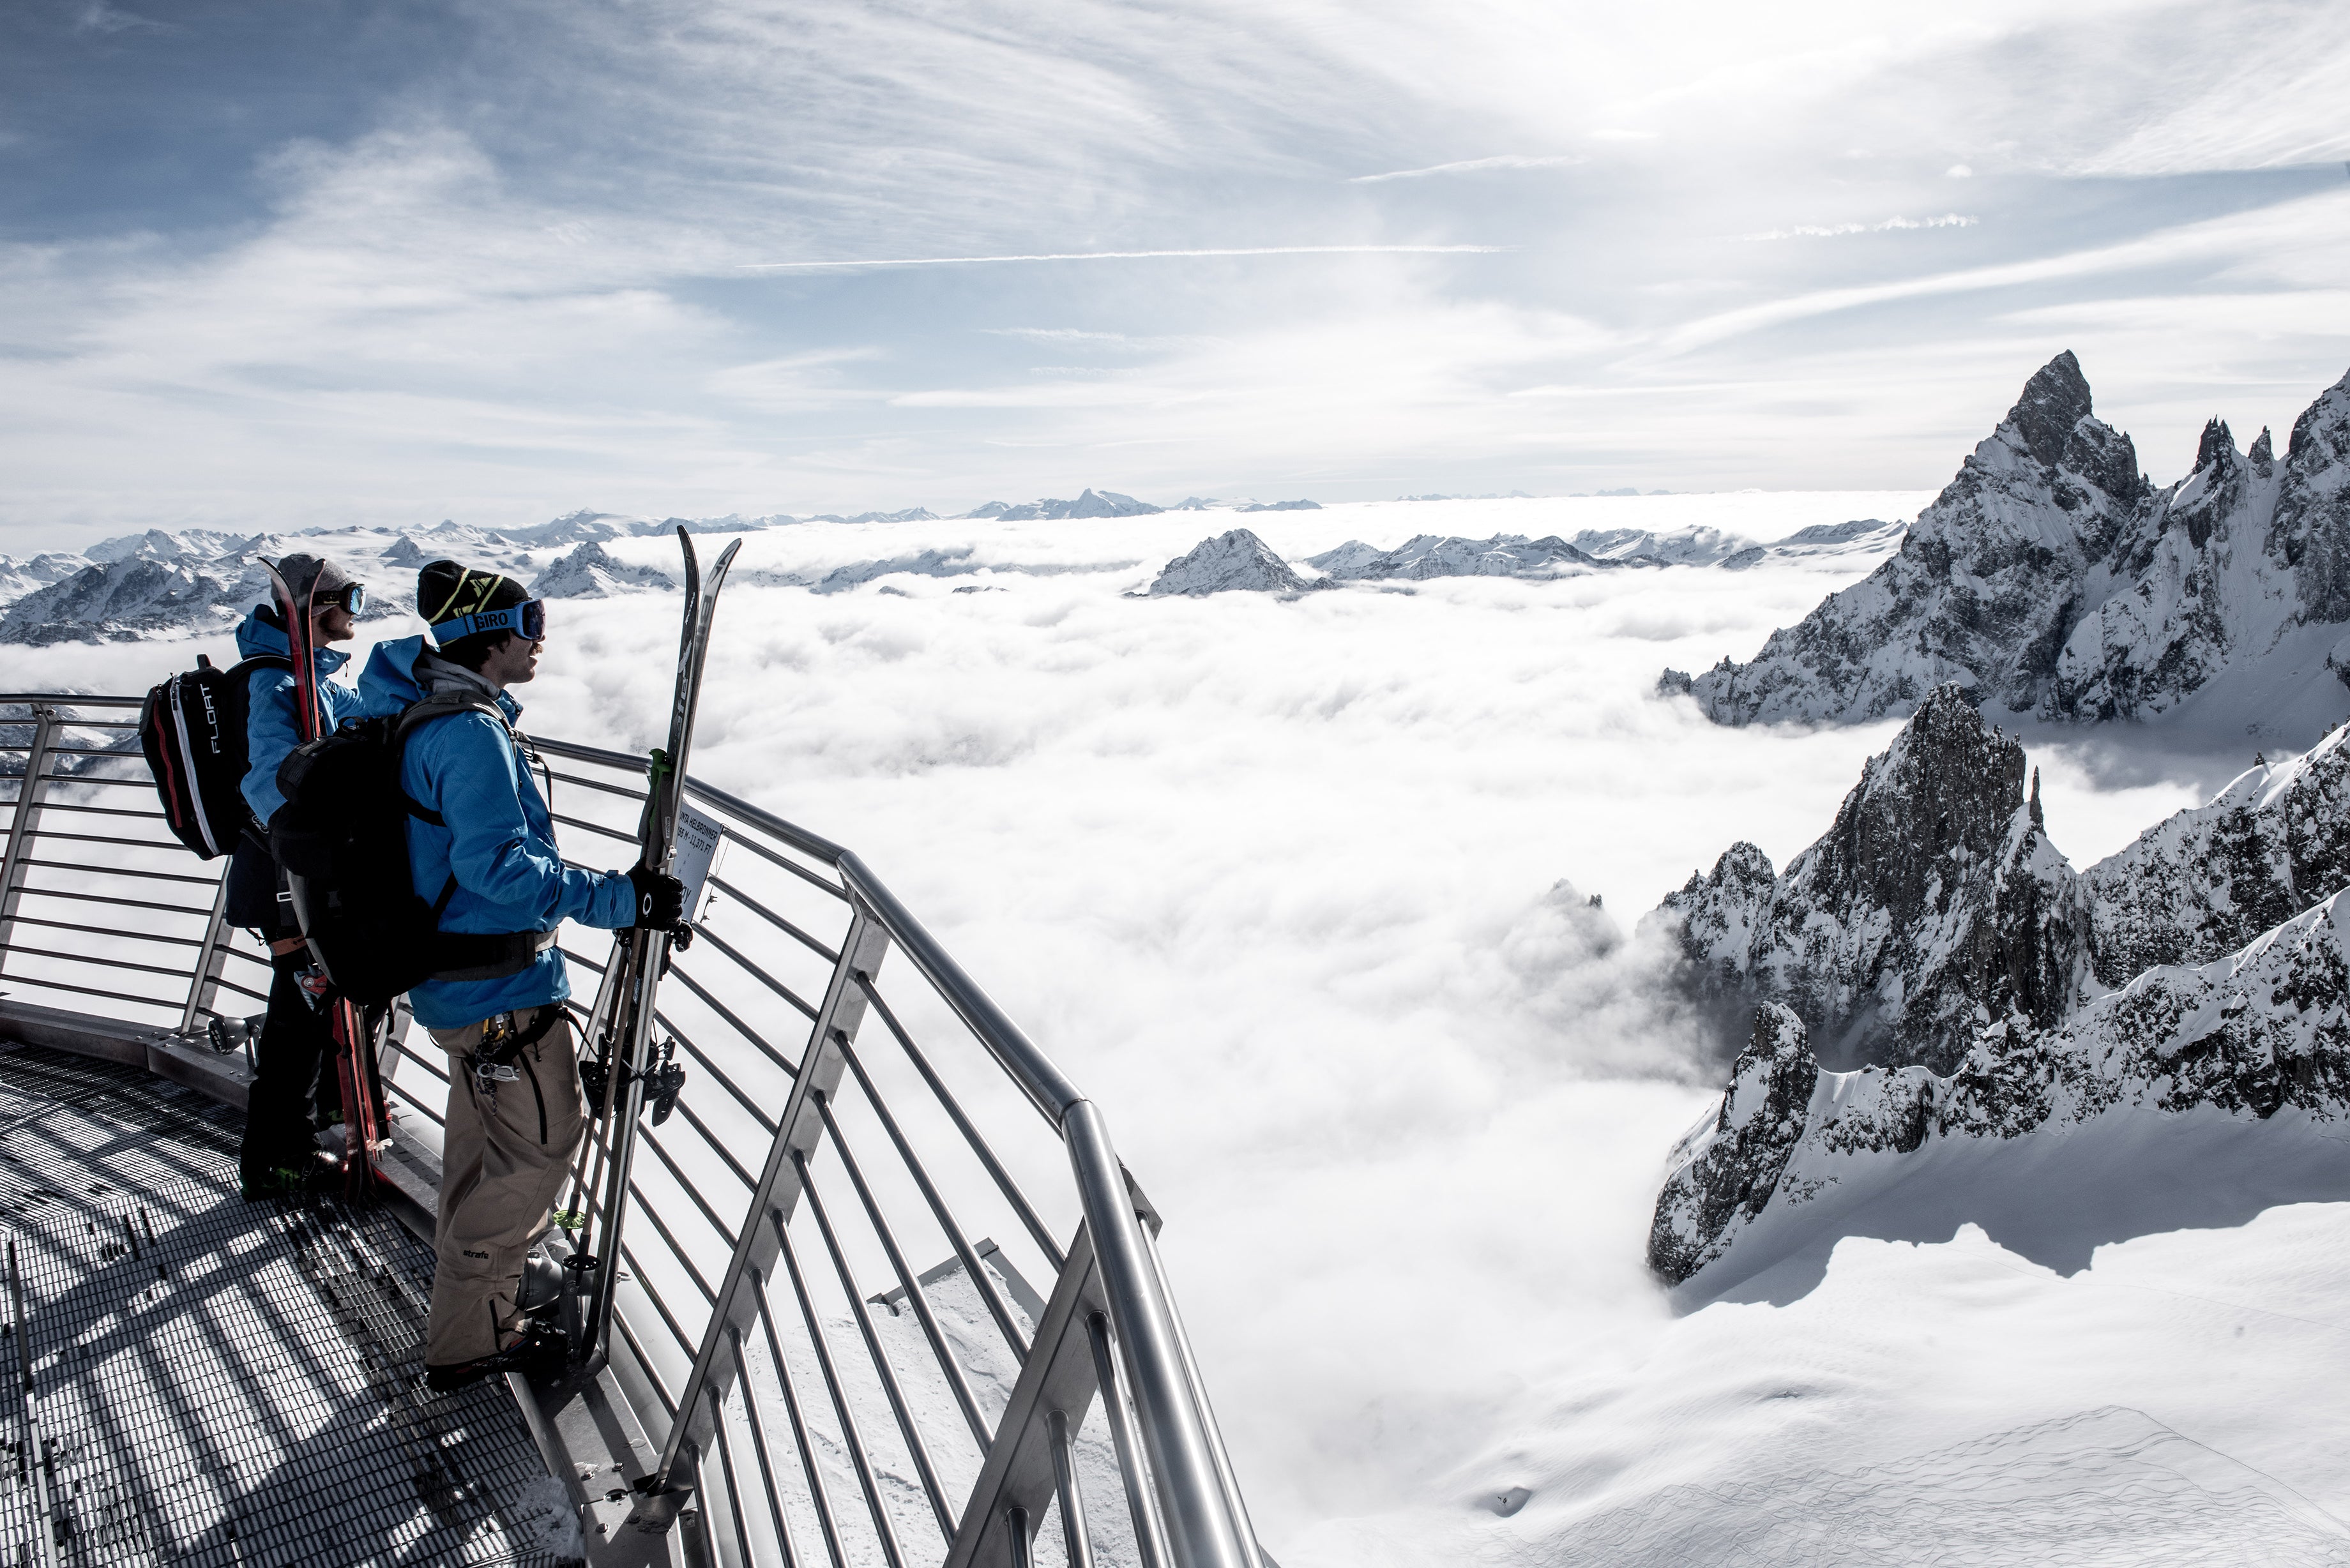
[
  {"x1": 314, "y1": 581, "x2": 367, "y2": 615},
  {"x1": 430, "y1": 598, "x2": 547, "y2": 645}
]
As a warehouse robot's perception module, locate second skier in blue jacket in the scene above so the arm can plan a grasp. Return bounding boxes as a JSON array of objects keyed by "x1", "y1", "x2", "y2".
[{"x1": 231, "y1": 553, "x2": 384, "y2": 1197}]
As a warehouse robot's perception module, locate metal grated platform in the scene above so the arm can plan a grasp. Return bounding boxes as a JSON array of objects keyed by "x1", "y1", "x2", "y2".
[{"x1": 0, "y1": 1041, "x2": 573, "y2": 1567}]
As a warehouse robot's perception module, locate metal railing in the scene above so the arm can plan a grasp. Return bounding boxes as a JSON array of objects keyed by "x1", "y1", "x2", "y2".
[{"x1": 0, "y1": 693, "x2": 1265, "y2": 1568}]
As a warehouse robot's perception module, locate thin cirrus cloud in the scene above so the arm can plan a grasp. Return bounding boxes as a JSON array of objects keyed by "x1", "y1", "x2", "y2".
[
  {"x1": 1347, "y1": 154, "x2": 1586, "y2": 183},
  {"x1": 738, "y1": 245, "x2": 1512, "y2": 269},
  {"x1": 1744, "y1": 213, "x2": 1980, "y2": 241}
]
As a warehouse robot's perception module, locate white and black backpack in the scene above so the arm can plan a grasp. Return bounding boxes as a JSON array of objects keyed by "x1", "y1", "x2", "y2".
[{"x1": 137, "y1": 652, "x2": 291, "y2": 859}]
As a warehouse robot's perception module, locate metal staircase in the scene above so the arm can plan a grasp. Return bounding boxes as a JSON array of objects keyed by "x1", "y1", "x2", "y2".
[{"x1": 0, "y1": 692, "x2": 1266, "y2": 1568}]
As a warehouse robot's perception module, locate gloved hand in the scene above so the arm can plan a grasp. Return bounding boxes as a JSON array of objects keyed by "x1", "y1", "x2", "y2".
[{"x1": 625, "y1": 865, "x2": 686, "y2": 931}]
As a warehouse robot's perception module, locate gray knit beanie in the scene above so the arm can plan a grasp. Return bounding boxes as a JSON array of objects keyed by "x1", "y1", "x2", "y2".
[{"x1": 272, "y1": 553, "x2": 353, "y2": 607}]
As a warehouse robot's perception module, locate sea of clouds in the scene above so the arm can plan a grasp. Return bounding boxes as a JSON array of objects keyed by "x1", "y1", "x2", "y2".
[{"x1": 20, "y1": 491, "x2": 2323, "y2": 1557}]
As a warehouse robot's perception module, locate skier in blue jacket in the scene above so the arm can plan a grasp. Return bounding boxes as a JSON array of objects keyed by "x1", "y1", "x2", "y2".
[
  {"x1": 360, "y1": 559, "x2": 683, "y2": 1389},
  {"x1": 229, "y1": 553, "x2": 384, "y2": 1197}
]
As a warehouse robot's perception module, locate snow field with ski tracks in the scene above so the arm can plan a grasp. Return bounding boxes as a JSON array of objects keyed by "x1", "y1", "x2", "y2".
[{"x1": 11, "y1": 490, "x2": 2347, "y2": 1564}]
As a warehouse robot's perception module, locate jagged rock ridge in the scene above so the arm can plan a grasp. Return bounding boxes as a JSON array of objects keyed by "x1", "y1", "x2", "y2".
[
  {"x1": 2084, "y1": 720, "x2": 2350, "y2": 984},
  {"x1": 1651, "y1": 887, "x2": 2350, "y2": 1285},
  {"x1": 1651, "y1": 684, "x2": 2093, "y2": 1073},
  {"x1": 1646, "y1": 693, "x2": 2350, "y2": 1288},
  {"x1": 1672, "y1": 354, "x2": 2350, "y2": 732}
]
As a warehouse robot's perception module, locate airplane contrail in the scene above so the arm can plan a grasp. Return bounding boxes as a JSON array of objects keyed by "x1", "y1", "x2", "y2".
[{"x1": 740, "y1": 245, "x2": 1508, "y2": 269}]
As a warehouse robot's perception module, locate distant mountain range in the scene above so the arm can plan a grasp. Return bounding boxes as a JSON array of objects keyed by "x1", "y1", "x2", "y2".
[
  {"x1": 0, "y1": 492, "x2": 1300, "y2": 642},
  {"x1": 1665, "y1": 354, "x2": 2350, "y2": 739},
  {"x1": 1142, "y1": 518, "x2": 1902, "y2": 594}
]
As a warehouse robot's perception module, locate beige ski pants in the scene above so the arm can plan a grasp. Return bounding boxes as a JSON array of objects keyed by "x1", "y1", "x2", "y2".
[{"x1": 423, "y1": 1005, "x2": 583, "y2": 1366}]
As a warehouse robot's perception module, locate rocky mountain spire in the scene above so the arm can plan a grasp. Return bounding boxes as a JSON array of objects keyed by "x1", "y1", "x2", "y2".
[
  {"x1": 1648, "y1": 684, "x2": 2095, "y2": 1073},
  {"x1": 2007, "y1": 350, "x2": 2094, "y2": 470}
]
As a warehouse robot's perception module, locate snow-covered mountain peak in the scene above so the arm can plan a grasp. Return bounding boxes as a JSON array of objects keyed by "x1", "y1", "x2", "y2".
[
  {"x1": 531, "y1": 539, "x2": 678, "y2": 598},
  {"x1": 1677, "y1": 356, "x2": 2350, "y2": 737},
  {"x1": 1146, "y1": 529, "x2": 1318, "y2": 596}
]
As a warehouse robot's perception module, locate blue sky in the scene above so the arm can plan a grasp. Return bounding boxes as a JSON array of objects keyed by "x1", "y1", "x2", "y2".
[{"x1": 3, "y1": 0, "x2": 2348, "y2": 545}]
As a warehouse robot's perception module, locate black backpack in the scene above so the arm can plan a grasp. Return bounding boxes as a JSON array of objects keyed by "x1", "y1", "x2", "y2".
[
  {"x1": 269, "y1": 695, "x2": 551, "y2": 1006},
  {"x1": 138, "y1": 653, "x2": 292, "y2": 859}
]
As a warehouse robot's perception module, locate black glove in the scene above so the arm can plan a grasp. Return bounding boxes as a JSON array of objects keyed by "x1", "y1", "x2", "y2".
[{"x1": 626, "y1": 865, "x2": 686, "y2": 931}]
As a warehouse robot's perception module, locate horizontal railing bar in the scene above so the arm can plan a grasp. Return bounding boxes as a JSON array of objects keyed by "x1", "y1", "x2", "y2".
[
  {"x1": 0, "y1": 972, "x2": 178, "y2": 1011},
  {"x1": 29, "y1": 774, "x2": 150, "y2": 790},
  {"x1": 771, "y1": 1202, "x2": 913, "y2": 1568},
  {"x1": 544, "y1": 769, "x2": 650, "y2": 803},
  {"x1": 838, "y1": 856, "x2": 1082, "y2": 1127},
  {"x1": 667, "y1": 960, "x2": 806, "y2": 1074},
  {"x1": 857, "y1": 975, "x2": 1067, "y2": 1272},
  {"x1": 383, "y1": 1074, "x2": 447, "y2": 1127},
  {"x1": 728, "y1": 1325, "x2": 802, "y2": 1567},
  {"x1": 630, "y1": 1180, "x2": 722, "y2": 1308},
  {"x1": 707, "y1": 825, "x2": 851, "y2": 904},
  {"x1": 561, "y1": 943, "x2": 607, "y2": 976},
  {"x1": 18, "y1": 827, "x2": 185, "y2": 851},
  {"x1": 218, "y1": 944, "x2": 271, "y2": 970},
  {"x1": 0, "y1": 695, "x2": 143, "y2": 707},
  {"x1": 11, "y1": 886, "x2": 214, "y2": 917},
  {"x1": 615, "y1": 1311, "x2": 681, "y2": 1422},
  {"x1": 620, "y1": 1238, "x2": 704, "y2": 1360},
  {"x1": 639, "y1": 1127, "x2": 743, "y2": 1252},
  {"x1": 40, "y1": 744, "x2": 142, "y2": 757},
  {"x1": 835, "y1": 1036, "x2": 1031, "y2": 1361},
  {"x1": 384, "y1": 1032, "x2": 452, "y2": 1083},
  {"x1": 551, "y1": 811, "x2": 638, "y2": 846},
  {"x1": 690, "y1": 923, "x2": 822, "y2": 1020},
  {"x1": 26, "y1": 799, "x2": 170, "y2": 820},
  {"x1": 23, "y1": 856, "x2": 220, "y2": 886},
  {"x1": 800, "y1": 1142, "x2": 990, "y2": 1451},
  {"x1": 208, "y1": 974, "x2": 268, "y2": 1005},
  {"x1": 755, "y1": 1270, "x2": 852, "y2": 1568},
  {"x1": 0, "y1": 913, "x2": 208, "y2": 949},
  {"x1": 667, "y1": 1094, "x2": 761, "y2": 1192},
  {"x1": 653, "y1": 1014, "x2": 781, "y2": 1137},
  {"x1": 797, "y1": 1142, "x2": 959, "y2": 1544},
  {"x1": 706, "y1": 873, "x2": 840, "y2": 965}
]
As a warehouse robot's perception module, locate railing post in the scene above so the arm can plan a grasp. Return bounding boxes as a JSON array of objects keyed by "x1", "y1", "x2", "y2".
[
  {"x1": 178, "y1": 873, "x2": 235, "y2": 1034},
  {"x1": 0, "y1": 704, "x2": 59, "y2": 958},
  {"x1": 639, "y1": 897, "x2": 893, "y2": 1507}
]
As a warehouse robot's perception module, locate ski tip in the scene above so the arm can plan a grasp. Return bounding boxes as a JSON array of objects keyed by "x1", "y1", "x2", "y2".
[{"x1": 713, "y1": 538, "x2": 743, "y2": 573}]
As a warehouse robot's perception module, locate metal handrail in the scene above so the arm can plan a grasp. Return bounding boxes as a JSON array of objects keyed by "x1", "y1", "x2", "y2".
[{"x1": 1, "y1": 694, "x2": 1264, "y2": 1568}]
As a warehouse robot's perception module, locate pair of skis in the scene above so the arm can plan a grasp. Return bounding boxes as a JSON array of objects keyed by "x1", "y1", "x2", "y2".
[
  {"x1": 567, "y1": 527, "x2": 740, "y2": 1369},
  {"x1": 264, "y1": 561, "x2": 387, "y2": 1202}
]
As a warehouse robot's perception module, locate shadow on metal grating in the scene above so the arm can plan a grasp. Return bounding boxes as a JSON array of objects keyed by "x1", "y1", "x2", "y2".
[{"x1": 0, "y1": 1041, "x2": 575, "y2": 1567}]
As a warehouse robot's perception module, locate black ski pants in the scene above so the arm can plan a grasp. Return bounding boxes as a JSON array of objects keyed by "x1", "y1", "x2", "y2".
[{"x1": 239, "y1": 948, "x2": 338, "y2": 1184}]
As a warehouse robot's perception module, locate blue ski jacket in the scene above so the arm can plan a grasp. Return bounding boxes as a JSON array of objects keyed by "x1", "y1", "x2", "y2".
[
  {"x1": 236, "y1": 606, "x2": 381, "y2": 827},
  {"x1": 358, "y1": 636, "x2": 635, "y2": 1029}
]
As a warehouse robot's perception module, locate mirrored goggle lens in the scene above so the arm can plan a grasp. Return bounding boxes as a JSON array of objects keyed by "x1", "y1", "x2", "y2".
[
  {"x1": 342, "y1": 582, "x2": 368, "y2": 615},
  {"x1": 519, "y1": 599, "x2": 545, "y2": 640}
]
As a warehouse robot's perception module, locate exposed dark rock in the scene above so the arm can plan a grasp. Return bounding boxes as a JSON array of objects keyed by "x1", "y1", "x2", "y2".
[
  {"x1": 1648, "y1": 684, "x2": 2094, "y2": 1073},
  {"x1": 1646, "y1": 1004, "x2": 1819, "y2": 1284}
]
